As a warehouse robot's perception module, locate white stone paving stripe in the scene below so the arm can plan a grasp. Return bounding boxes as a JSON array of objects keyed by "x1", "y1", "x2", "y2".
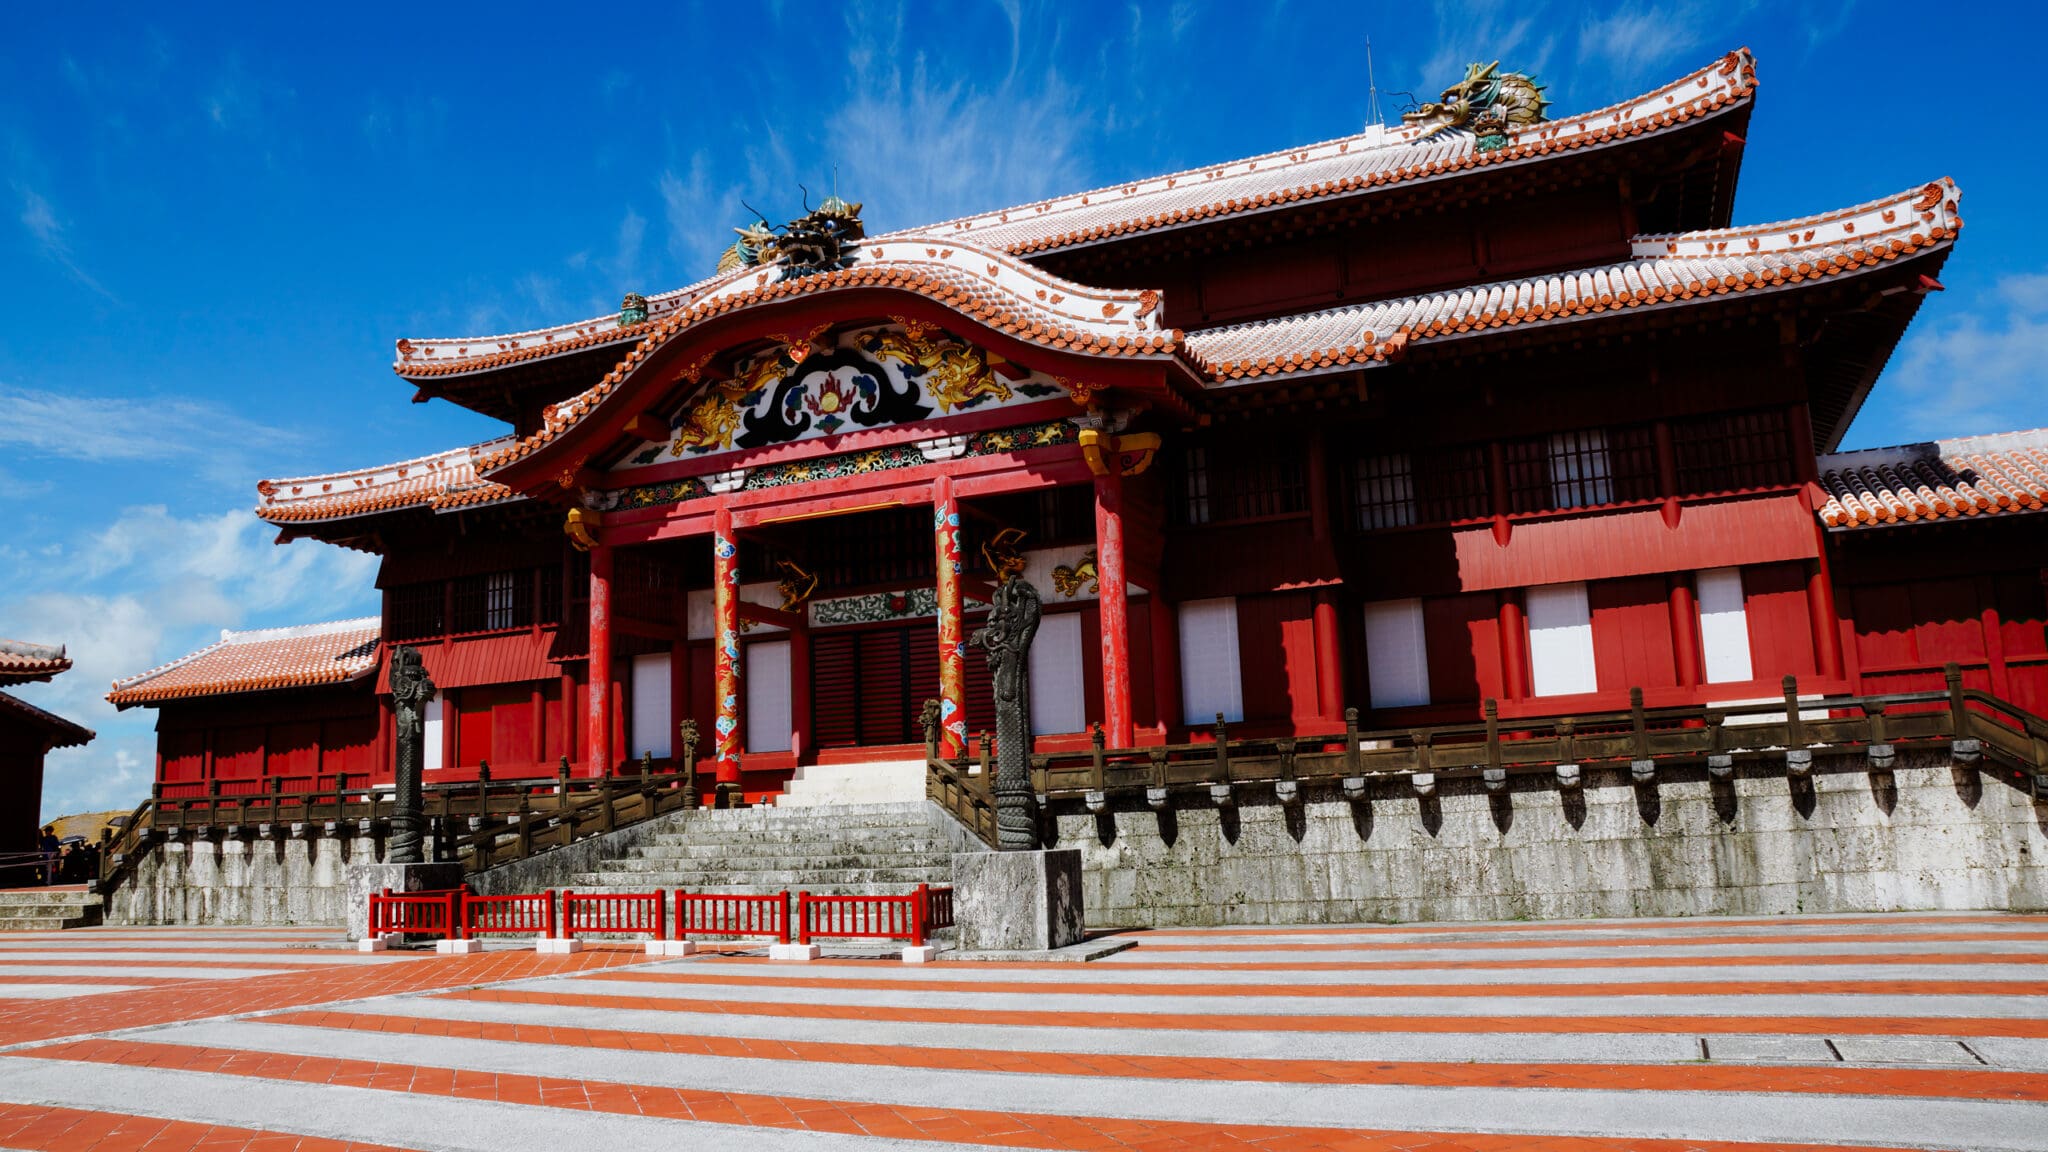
[
  {"x1": 608, "y1": 959, "x2": 2048, "y2": 985},
  {"x1": 319, "y1": 993, "x2": 1712, "y2": 1064},
  {"x1": 0, "y1": 951, "x2": 402, "y2": 965},
  {"x1": 0, "y1": 964, "x2": 301, "y2": 980},
  {"x1": 135, "y1": 1018, "x2": 2048, "y2": 1151},
  {"x1": 0, "y1": 1058, "x2": 996, "y2": 1152},
  {"x1": 0, "y1": 985, "x2": 149, "y2": 999},
  {"x1": 539, "y1": 972, "x2": 2048, "y2": 1019},
  {"x1": 1100, "y1": 939, "x2": 2048, "y2": 961}
]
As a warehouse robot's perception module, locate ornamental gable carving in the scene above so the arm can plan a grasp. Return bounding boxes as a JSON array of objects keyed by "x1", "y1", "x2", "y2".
[{"x1": 610, "y1": 323, "x2": 1071, "y2": 471}]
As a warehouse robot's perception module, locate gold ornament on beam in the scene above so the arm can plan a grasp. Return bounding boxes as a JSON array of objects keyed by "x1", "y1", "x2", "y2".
[
  {"x1": 564, "y1": 507, "x2": 601, "y2": 552},
  {"x1": 980, "y1": 527, "x2": 1028, "y2": 582},
  {"x1": 775, "y1": 559, "x2": 819, "y2": 612},
  {"x1": 1051, "y1": 551, "x2": 1098, "y2": 598}
]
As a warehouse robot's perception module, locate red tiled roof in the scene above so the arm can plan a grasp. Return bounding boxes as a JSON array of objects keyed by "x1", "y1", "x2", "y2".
[
  {"x1": 255, "y1": 438, "x2": 522, "y2": 524},
  {"x1": 0, "y1": 639, "x2": 72, "y2": 686},
  {"x1": 473, "y1": 244, "x2": 1175, "y2": 474},
  {"x1": 1817, "y1": 428, "x2": 2048, "y2": 529},
  {"x1": 395, "y1": 49, "x2": 1755, "y2": 381},
  {"x1": 107, "y1": 618, "x2": 382, "y2": 708},
  {"x1": 1184, "y1": 179, "x2": 1960, "y2": 382},
  {"x1": 0, "y1": 691, "x2": 93, "y2": 747}
]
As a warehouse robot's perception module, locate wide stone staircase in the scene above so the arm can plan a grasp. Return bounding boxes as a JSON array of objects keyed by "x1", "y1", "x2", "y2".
[
  {"x1": 0, "y1": 886, "x2": 104, "y2": 930},
  {"x1": 567, "y1": 801, "x2": 978, "y2": 897}
]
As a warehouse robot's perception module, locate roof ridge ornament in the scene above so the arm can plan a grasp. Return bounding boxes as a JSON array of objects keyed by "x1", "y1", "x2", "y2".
[
  {"x1": 715, "y1": 190, "x2": 866, "y2": 280},
  {"x1": 1400, "y1": 60, "x2": 1550, "y2": 152}
]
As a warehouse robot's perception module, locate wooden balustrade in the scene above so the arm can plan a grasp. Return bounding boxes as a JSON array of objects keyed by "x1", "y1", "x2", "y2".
[{"x1": 923, "y1": 668, "x2": 2048, "y2": 848}]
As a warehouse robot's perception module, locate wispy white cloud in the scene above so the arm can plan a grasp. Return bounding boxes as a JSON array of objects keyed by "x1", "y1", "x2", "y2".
[
  {"x1": 0, "y1": 384, "x2": 300, "y2": 484},
  {"x1": 2, "y1": 503, "x2": 378, "y2": 819},
  {"x1": 12, "y1": 182, "x2": 111, "y2": 297},
  {"x1": 1870, "y1": 272, "x2": 2048, "y2": 444}
]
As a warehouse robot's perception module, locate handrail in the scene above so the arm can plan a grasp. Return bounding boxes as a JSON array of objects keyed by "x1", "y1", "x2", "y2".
[{"x1": 922, "y1": 671, "x2": 2048, "y2": 848}]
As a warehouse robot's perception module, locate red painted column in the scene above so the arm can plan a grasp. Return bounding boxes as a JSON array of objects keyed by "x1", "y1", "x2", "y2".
[
  {"x1": 712, "y1": 506, "x2": 744, "y2": 798},
  {"x1": 1149, "y1": 594, "x2": 1182, "y2": 739},
  {"x1": 933, "y1": 475, "x2": 968, "y2": 758},
  {"x1": 1498, "y1": 592, "x2": 1530, "y2": 701},
  {"x1": 1668, "y1": 575, "x2": 1701, "y2": 689},
  {"x1": 1805, "y1": 560, "x2": 1844, "y2": 682},
  {"x1": 1094, "y1": 466, "x2": 1133, "y2": 748},
  {"x1": 586, "y1": 544, "x2": 614, "y2": 774},
  {"x1": 1312, "y1": 589, "x2": 1345, "y2": 720}
]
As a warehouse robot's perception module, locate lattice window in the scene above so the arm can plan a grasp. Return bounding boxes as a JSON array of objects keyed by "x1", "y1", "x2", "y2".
[
  {"x1": 1180, "y1": 436, "x2": 1307, "y2": 525},
  {"x1": 452, "y1": 570, "x2": 532, "y2": 634},
  {"x1": 1607, "y1": 424, "x2": 1660, "y2": 503},
  {"x1": 539, "y1": 563, "x2": 564, "y2": 625},
  {"x1": 486, "y1": 572, "x2": 518, "y2": 630},
  {"x1": 1673, "y1": 409, "x2": 1794, "y2": 494},
  {"x1": 1547, "y1": 429, "x2": 1613, "y2": 509},
  {"x1": 1182, "y1": 446, "x2": 1213, "y2": 524},
  {"x1": 1353, "y1": 452, "x2": 1415, "y2": 529},
  {"x1": 807, "y1": 507, "x2": 935, "y2": 589},
  {"x1": 388, "y1": 582, "x2": 445, "y2": 642},
  {"x1": 1415, "y1": 445, "x2": 1493, "y2": 523}
]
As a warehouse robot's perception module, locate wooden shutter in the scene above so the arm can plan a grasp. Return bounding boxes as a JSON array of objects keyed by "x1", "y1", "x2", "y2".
[
  {"x1": 810, "y1": 633, "x2": 861, "y2": 748},
  {"x1": 746, "y1": 640, "x2": 793, "y2": 753}
]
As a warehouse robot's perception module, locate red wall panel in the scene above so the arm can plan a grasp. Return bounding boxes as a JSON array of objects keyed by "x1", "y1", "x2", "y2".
[
  {"x1": 264, "y1": 722, "x2": 320, "y2": 785},
  {"x1": 321, "y1": 715, "x2": 377, "y2": 781},
  {"x1": 455, "y1": 690, "x2": 494, "y2": 770},
  {"x1": 1236, "y1": 591, "x2": 1319, "y2": 724},
  {"x1": 1745, "y1": 562, "x2": 1818, "y2": 682},
  {"x1": 212, "y1": 727, "x2": 263, "y2": 780},
  {"x1": 1851, "y1": 584, "x2": 1918, "y2": 669},
  {"x1": 1423, "y1": 594, "x2": 1503, "y2": 705},
  {"x1": 1910, "y1": 578, "x2": 1987, "y2": 665},
  {"x1": 160, "y1": 731, "x2": 205, "y2": 783},
  {"x1": 1590, "y1": 576, "x2": 1679, "y2": 693}
]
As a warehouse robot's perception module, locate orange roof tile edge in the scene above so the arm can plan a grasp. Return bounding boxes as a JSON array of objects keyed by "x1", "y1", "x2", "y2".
[
  {"x1": 0, "y1": 639, "x2": 73, "y2": 684},
  {"x1": 108, "y1": 618, "x2": 382, "y2": 708},
  {"x1": 1817, "y1": 427, "x2": 2048, "y2": 529},
  {"x1": 254, "y1": 438, "x2": 522, "y2": 525},
  {"x1": 396, "y1": 48, "x2": 1755, "y2": 379}
]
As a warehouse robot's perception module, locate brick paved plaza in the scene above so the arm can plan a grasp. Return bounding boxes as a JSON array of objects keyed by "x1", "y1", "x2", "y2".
[{"x1": 0, "y1": 915, "x2": 2044, "y2": 1150}]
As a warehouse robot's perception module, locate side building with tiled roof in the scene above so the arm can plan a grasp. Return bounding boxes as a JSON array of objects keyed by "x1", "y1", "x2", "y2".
[
  {"x1": 0, "y1": 640, "x2": 95, "y2": 869},
  {"x1": 115, "y1": 45, "x2": 2042, "y2": 830}
]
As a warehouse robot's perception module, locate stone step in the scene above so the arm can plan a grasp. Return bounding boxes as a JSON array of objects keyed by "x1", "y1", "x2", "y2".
[
  {"x1": 662, "y1": 814, "x2": 941, "y2": 834},
  {"x1": 572, "y1": 866, "x2": 952, "y2": 888},
  {"x1": 631, "y1": 838, "x2": 956, "y2": 859},
  {"x1": 678, "y1": 800, "x2": 937, "y2": 821},
  {"x1": 0, "y1": 909, "x2": 103, "y2": 931},
  {"x1": 606, "y1": 853, "x2": 953, "y2": 872}
]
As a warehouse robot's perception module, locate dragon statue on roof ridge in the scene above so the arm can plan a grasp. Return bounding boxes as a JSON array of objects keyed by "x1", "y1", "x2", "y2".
[
  {"x1": 715, "y1": 190, "x2": 865, "y2": 279},
  {"x1": 1402, "y1": 60, "x2": 1550, "y2": 153}
]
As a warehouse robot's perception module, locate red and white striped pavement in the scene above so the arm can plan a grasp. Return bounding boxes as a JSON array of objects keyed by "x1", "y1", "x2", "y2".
[{"x1": 2, "y1": 913, "x2": 2047, "y2": 1151}]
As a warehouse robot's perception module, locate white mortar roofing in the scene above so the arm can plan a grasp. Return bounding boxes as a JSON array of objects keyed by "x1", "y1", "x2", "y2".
[
  {"x1": 254, "y1": 435, "x2": 520, "y2": 524},
  {"x1": 1183, "y1": 178, "x2": 1961, "y2": 382},
  {"x1": 1817, "y1": 426, "x2": 2048, "y2": 529},
  {"x1": 392, "y1": 48, "x2": 1755, "y2": 379},
  {"x1": 107, "y1": 616, "x2": 381, "y2": 708}
]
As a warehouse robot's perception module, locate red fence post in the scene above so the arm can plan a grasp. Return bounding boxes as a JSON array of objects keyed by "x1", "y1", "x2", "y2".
[
  {"x1": 778, "y1": 890, "x2": 791, "y2": 945},
  {"x1": 796, "y1": 891, "x2": 810, "y2": 945},
  {"x1": 562, "y1": 890, "x2": 575, "y2": 940},
  {"x1": 656, "y1": 889, "x2": 667, "y2": 941},
  {"x1": 913, "y1": 883, "x2": 928, "y2": 948}
]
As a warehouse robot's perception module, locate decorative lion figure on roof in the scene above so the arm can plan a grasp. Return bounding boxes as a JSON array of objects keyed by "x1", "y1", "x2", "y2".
[{"x1": 1402, "y1": 61, "x2": 1549, "y2": 152}]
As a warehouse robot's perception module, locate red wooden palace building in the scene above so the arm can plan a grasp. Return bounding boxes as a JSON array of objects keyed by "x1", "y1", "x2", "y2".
[
  {"x1": 3, "y1": 641, "x2": 94, "y2": 861},
  {"x1": 109, "y1": 49, "x2": 2047, "y2": 808}
]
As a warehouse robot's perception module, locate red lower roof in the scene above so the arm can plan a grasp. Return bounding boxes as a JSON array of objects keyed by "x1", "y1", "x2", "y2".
[
  {"x1": 108, "y1": 618, "x2": 382, "y2": 708},
  {"x1": 0, "y1": 639, "x2": 72, "y2": 686},
  {"x1": 1817, "y1": 428, "x2": 2048, "y2": 529},
  {"x1": 0, "y1": 691, "x2": 93, "y2": 748}
]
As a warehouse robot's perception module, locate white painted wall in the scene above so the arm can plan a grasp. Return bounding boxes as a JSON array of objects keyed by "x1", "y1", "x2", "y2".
[
  {"x1": 746, "y1": 640, "x2": 793, "y2": 752},
  {"x1": 1178, "y1": 597, "x2": 1244, "y2": 725},
  {"x1": 1527, "y1": 583, "x2": 1598, "y2": 696},
  {"x1": 1363, "y1": 598, "x2": 1430, "y2": 709},
  {"x1": 1697, "y1": 568, "x2": 1754, "y2": 684},
  {"x1": 423, "y1": 697, "x2": 443, "y2": 771},
  {"x1": 629, "y1": 653, "x2": 671, "y2": 759},
  {"x1": 1030, "y1": 611, "x2": 1088, "y2": 734}
]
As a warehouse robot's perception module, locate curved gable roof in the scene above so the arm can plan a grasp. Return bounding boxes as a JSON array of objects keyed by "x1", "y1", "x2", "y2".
[{"x1": 108, "y1": 618, "x2": 382, "y2": 709}]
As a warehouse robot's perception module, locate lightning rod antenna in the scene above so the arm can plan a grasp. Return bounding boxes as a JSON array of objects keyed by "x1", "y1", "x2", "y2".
[{"x1": 1365, "y1": 36, "x2": 1384, "y2": 128}]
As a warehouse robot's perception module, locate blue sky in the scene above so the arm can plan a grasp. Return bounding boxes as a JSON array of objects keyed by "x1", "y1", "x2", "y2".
[{"x1": 3, "y1": 1, "x2": 2043, "y2": 818}]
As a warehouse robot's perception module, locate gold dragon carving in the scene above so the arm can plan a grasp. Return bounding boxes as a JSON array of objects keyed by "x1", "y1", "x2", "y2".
[
  {"x1": 669, "y1": 352, "x2": 785, "y2": 456},
  {"x1": 1051, "y1": 551, "x2": 1098, "y2": 598},
  {"x1": 864, "y1": 327, "x2": 1012, "y2": 413}
]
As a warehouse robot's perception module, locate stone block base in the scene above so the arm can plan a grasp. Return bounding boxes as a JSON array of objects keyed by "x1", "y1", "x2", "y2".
[
  {"x1": 901, "y1": 945, "x2": 937, "y2": 964},
  {"x1": 435, "y1": 938, "x2": 483, "y2": 955},
  {"x1": 344, "y1": 861, "x2": 462, "y2": 941},
  {"x1": 656, "y1": 940, "x2": 697, "y2": 957},
  {"x1": 769, "y1": 943, "x2": 821, "y2": 961},
  {"x1": 952, "y1": 848, "x2": 1084, "y2": 952},
  {"x1": 357, "y1": 937, "x2": 388, "y2": 953},
  {"x1": 536, "y1": 938, "x2": 583, "y2": 954}
]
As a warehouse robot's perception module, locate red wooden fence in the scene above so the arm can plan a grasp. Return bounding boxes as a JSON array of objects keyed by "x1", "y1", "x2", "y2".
[
  {"x1": 798, "y1": 884, "x2": 953, "y2": 947},
  {"x1": 674, "y1": 891, "x2": 791, "y2": 943},
  {"x1": 461, "y1": 891, "x2": 555, "y2": 939},
  {"x1": 561, "y1": 889, "x2": 667, "y2": 940},
  {"x1": 367, "y1": 887, "x2": 462, "y2": 941}
]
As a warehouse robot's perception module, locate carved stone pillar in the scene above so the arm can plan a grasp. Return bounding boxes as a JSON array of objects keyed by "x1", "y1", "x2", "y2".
[{"x1": 974, "y1": 575, "x2": 1041, "y2": 850}]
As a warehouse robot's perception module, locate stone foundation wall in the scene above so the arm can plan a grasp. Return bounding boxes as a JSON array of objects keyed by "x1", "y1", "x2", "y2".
[
  {"x1": 1052, "y1": 750, "x2": 2048, "y2": 926},
  {"x1": 103, "y1": 831, "x2": 386, "y2": 926}
]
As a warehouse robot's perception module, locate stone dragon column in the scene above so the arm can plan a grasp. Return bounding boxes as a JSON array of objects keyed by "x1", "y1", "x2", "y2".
[{"x1": 973, "y1": 575, "x2": 1041, "y2": 850}]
